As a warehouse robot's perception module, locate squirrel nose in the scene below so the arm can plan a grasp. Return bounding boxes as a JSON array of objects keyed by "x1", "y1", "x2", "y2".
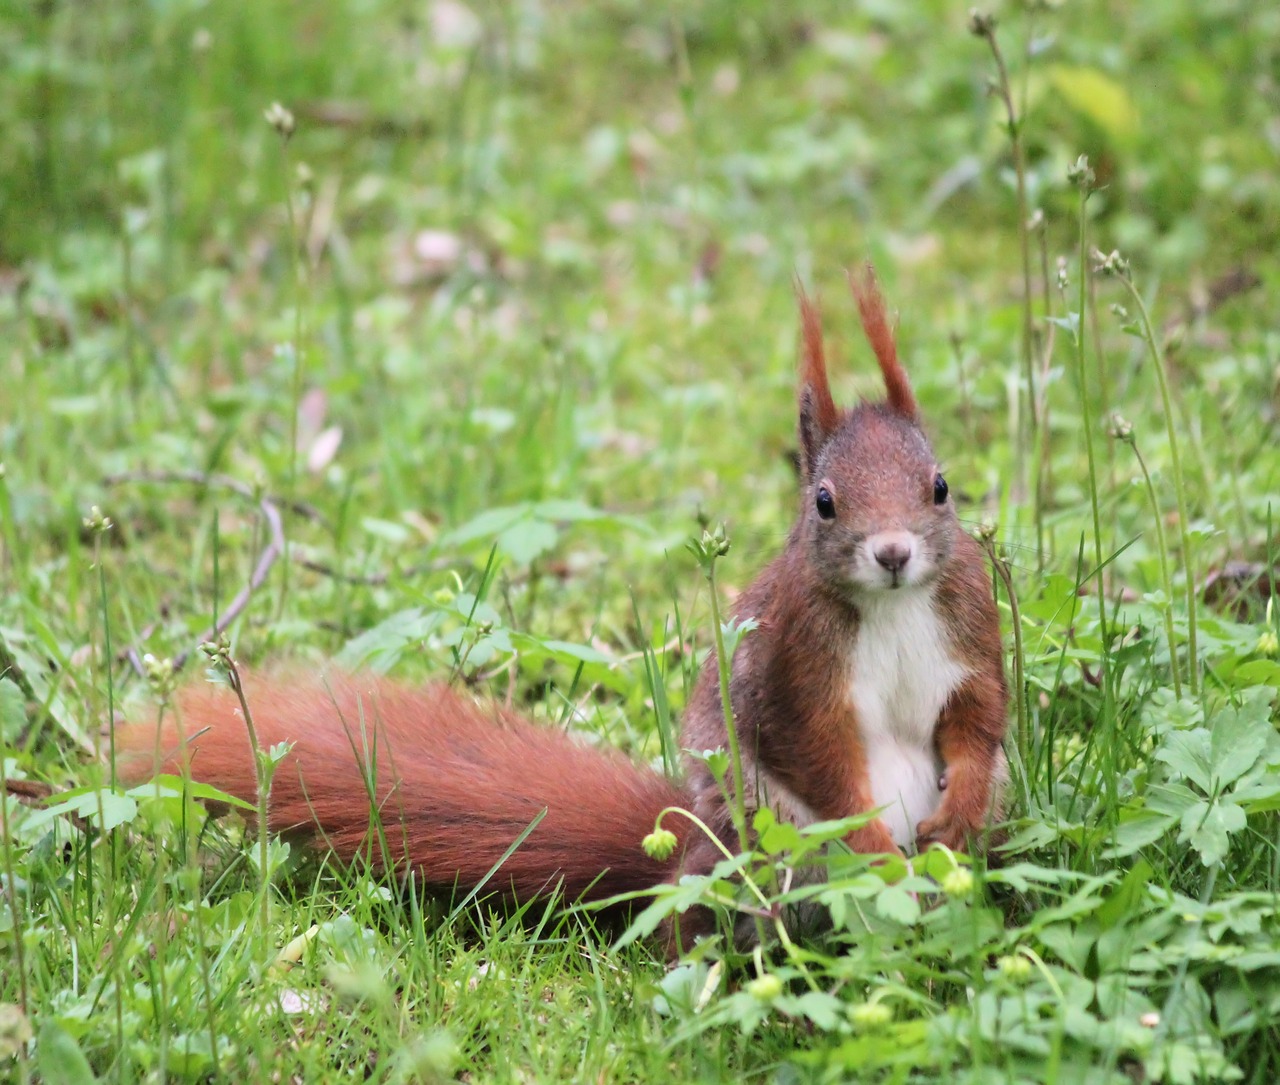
[{"x1": 873, "y1": 539, "x2": 913, "y2": 574}]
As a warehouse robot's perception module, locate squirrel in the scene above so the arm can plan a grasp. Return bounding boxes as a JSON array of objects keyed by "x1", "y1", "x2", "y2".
[{"x1": 118, "y1": 265, "x2": 1008, "y2": 933}]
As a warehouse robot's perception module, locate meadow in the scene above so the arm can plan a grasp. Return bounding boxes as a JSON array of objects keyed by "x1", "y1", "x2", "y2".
[{"x1": 2, "y1": 1, "x2": 1279, "y2": 1081}]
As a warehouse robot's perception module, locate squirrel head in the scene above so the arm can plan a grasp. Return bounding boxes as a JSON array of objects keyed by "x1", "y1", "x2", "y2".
[{"x1": 794, "y1": 266, "x2": 958, "y2": 598}]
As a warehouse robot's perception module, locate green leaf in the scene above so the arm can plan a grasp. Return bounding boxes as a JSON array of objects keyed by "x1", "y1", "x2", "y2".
[
  {"x1": 1179, "y1": 799, "x2": 1246, "y2": 866},
  {"x1": 782, "y1": 990, "x2": 846, "y2": 1031},
  {"x1": 0, "y1": 625, "x2": 92, "y2": 753},
  {"x1": 1207, "y1": 696, "x2": 1273, "y2": 790},
  {"x1": 1047, "y1": 312, "x2": 1080, "y2": 340},
  {"x1": 335, "y1": 607, "x2": 439, "y2": 672},
  {"x1": 511, "y1": 635, "x2": 613, "y2": 666},
  {"x1": 36, "y1": 1020, "x2": 98, "y2": 1085},
  {"x1": 0, "y1": 677, "x2": 24, "y2": 742},
  {"x1": 875, "y1": 884, "x2": 921, "y2": 926},
  {"x1": 497, "y1": 517, "x2": 559, "y2": 564},
  {"x1": 1097, "y1": 858, "x2": 1154, "y2": 927},
  {"x1": 1156, "y1": 730, "x2": 1213, "y2": 793},
  {"x1": 1232, "y1": 776, "x2": 1280, "y2": 813},
  {"x1": 359, "y1": 516, "x2": 413, "y2": 544},
  {"x1": 448, "y1": 594, "x2": 503, "y2": 627},
  {"x1": 613, "y1": 871, "x2": 729, "y2": 952},
  {"x1": 1227, "y1": 660, "x2": 1280, "y2": 688},
  {"x1": 90, "y1": 790, "x2": 137, "y2": 831},
  {"x1": 1048, "y1": 65, "x2": 1139, "y2": 141},
  {"x1": 509, "y1": 634, "x2": 626, "y2": 692},
  {"x1": 437, "y1": 504, "x2": 531, "y2": 548},
  {"x1": 651, "y1": 961, "x2": 714, "y2": 1015},
  {"x1": 1146, "y1": 780, "x2": 1203, "y2": 817},
  {"x1": 436, "y1": 499, "x2": 637, "y2": 566},
  {"x1": 719, "y1": 616, "x2": 759, "y2": 659},
  {"x1": 985, "y1": 863, "x2": 1096, "y2": 893},
  {"x1": 757, "y1": 813, "x2": 802, "y2": 857},
  {"x1": 25, "y1": 786, "x2": 138, "y2": 832},
  {"x1": 1103, "y1": 810, "x2": 1176, "y2": 858},
  {"x1": 997, "y1": 819, "x2": 1065, "y2": 852},
  {"x1": 528, "y1": 498, "x2": 609, "y2": 522},
  {"x1": 165, "y1": 1033, "x2": 225, "y2": 1078},
  {"x1": 126, "y1": 774, "x2": 256, "y2": 811}
]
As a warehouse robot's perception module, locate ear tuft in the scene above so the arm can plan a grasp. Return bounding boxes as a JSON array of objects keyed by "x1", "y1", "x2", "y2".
[
  {"x1": 795, "y1": 284, "x2": 840, "y2": 477},
  {"x1": 848, "y1": 263, "x2": 918, "y2": 421}
]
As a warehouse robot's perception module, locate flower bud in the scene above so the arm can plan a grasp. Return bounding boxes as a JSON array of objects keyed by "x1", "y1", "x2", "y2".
[
  {"x1": 942, "y1": 868, "x2": 974, "y2": 899},
  {"x1": 641, "y1": 828, "x2": 678, "y2": 861},
  {"x1": 997, "y1": 954, "x2": 1032, "y2": 982},
  {"x1": 849, "y1": 1001, "x2": 893, "y2": 1029},
  {"x1": 264, "y1": 101, "x2": 296, "y2": 140},
  {"x1": 746, "y1": 974, "x2": 783, "y2": 1002},
  {"x1": 1067, "y1": 155, "x2": 1095, "y2": 190},
  {"x1": 967, "y1": 10, "x2": 997, "y2": 37}
]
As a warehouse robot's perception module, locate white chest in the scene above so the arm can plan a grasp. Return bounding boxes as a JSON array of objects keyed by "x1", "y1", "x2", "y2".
[{"x1": 848, "y1": 589, "x2": 970, "y2": 848}]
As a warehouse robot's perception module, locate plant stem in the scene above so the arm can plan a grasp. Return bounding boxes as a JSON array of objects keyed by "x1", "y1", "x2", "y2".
[
  {"x1": 278, "y1": 133, "x2": 305, "y2": 619},
  {"x1": 706, "y1": 560, "x2": 749, "y2": 859},
  {"x1": 225, "y1": 659, "x2": 272, "y2": 949},
  {"x1": 981, "y1": 535, "x2": 1028, "y2": 760},
  {"x1": 655, "y1": 807, "x2": 768, "y2": 908},
  {"x1": 1117, "y1": 278, "x2": 1200, "y2": 694},
  {"x1": 980, "y1": 23, "x2": 1036, "y2": 436},
  {"x1": 1127, "y1": 440, "x2": 1183, "y2": 700},
  {"x1": 978, "y1": 19, "x2": 1040, "y2": 577},
  {"x1": 184, "y1": 862, "x2": 222, "y2": 1074},
  {"x1": 93, "y1": 535, "x2": 128, "y2": 1079},
  {"x1": 1033, "y1": 216, "x2": 1054, "y2": 568},
  {"x1": 0, "y1": 748, "x2": 30, "y2": 1020},
  {"x1": 1074, "y1": 190, "x2": 1105, "y2": 591}
]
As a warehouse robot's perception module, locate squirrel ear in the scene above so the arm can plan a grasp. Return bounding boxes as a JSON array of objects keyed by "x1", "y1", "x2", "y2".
[
  {"x1": 848, "y1": 263, "x2": 918, "y2": 421},
  {"x1": 796, "y1": 285, "x2": 840, "y2": 479}
]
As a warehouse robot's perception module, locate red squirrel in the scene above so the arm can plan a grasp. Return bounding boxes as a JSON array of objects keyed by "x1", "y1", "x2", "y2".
[{"x1": 119, "y1": 266, "x2": 1008, "y2": 921}]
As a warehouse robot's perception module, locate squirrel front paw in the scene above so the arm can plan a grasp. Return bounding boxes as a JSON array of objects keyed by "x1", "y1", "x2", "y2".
[
  {"x1": 914, "y1": 812, "x2": 976, "y2": 854},
  {"x1": 846, "y1": 818, "x2": 904, "y2": 859}
]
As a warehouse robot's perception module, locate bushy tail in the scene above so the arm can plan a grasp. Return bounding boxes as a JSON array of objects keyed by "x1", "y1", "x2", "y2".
[{"x1": 118, "y1": 672, "x2": 687, "y2": 901}]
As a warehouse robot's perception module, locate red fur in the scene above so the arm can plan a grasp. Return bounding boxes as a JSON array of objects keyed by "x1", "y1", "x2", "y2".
[
  {"x1": 848, "y1": 263, "x2": 918, "y2": 420},
  {"x1": 118, "y1": 673, "x2": 686, "y2": 901},
  {"x1": 796, "y1": 287, "x2": 840, "y2": 438}
]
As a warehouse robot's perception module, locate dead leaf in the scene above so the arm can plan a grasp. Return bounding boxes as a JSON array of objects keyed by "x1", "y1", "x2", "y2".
[{"x1": 307, "y1": 426, "x2": 343, "y2": 473}]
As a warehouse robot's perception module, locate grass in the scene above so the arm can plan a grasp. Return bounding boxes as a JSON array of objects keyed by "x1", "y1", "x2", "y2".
[{"x1": 2, "y1": 0, "x2": 1280, "y2": 1081}]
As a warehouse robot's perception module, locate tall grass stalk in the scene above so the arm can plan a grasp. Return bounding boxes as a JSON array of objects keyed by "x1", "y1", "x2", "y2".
[
  {"x1": 970, "y1": 11, "x2": 1042, "y2": 559},
  {"x1": 970, "y1": 12, "x2": 1036, "y2": 430},
  {"x1": 1106, "y1": 264, "x2": 1200, "y2": 693},
  {"x1": 1069, "y1": 159, "x2": 1106, "y2": 595},
  {"x1": 692, "y1": 526, "x2": 776, "y2": 955},
  {"x1": 265, "y1": 102, "x2": 306, "y2": 615},
  {"x1": 87, "y1": 508, "x2": 129, "y2": 1079},
  {"x1": 0, "y1": 743, "x2": 29, "y2": 1025},
  {"x1": 1032, "y1": 213, "x2": 1057, "y2": 559},
  {"x1": 141, "y1": 655, "x2": 176, "y2": 1081},
  {"x1": 979, "y1": 530, "x2": 1028, "y2": 759},
  {"x1": 202, "y1": 638, "x2": 274, "y2": 952},
  {"x1": 1110, "y1": 416, "x2": 1183, "y2": 700},
  {"x1": 693, "y1": 526, "x2": 749, "y2": 858},
  {"x1": 631, "y1": 596, "x2": 679, "y2": 777}
]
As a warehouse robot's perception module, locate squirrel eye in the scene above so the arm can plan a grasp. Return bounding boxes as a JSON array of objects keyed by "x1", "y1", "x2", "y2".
[
  {"x1": 933, "y1": 473, "x2": 949, "y2": 505},
  {"x1": 815, "y1": 486, "x2": 836, "y2": 520}
]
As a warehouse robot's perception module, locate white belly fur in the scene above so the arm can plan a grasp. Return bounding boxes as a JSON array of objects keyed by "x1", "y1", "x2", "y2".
[{"x1": 849, "y1": 587, "x2": 970, "y2": 848}]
